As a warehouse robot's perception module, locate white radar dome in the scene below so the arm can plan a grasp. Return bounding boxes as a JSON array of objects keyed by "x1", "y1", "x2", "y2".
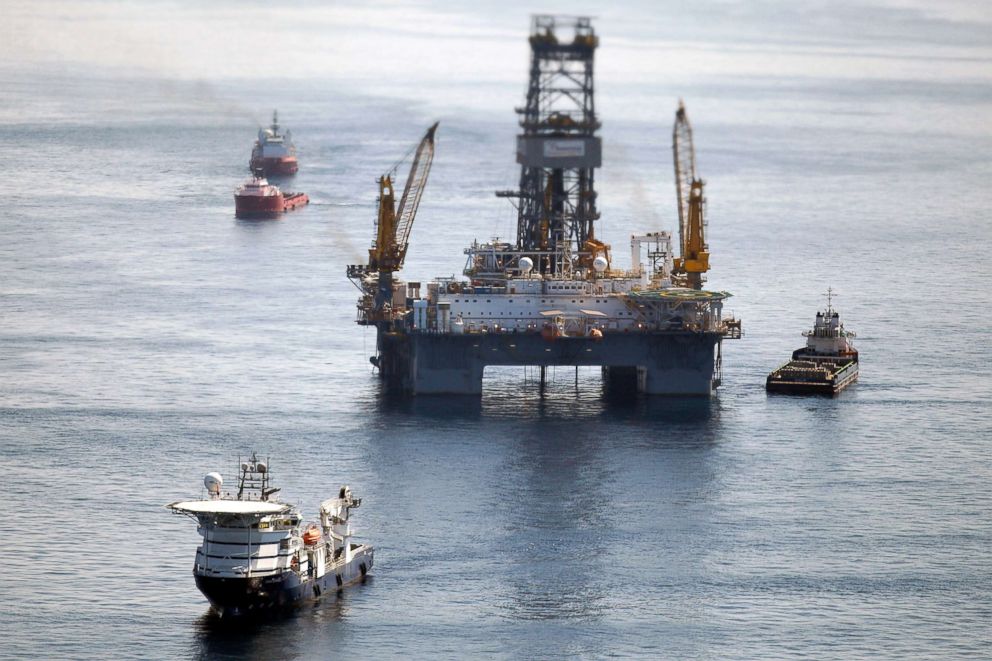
[
  {"x1": 204, "y1": 472, "x2": 223, "y2": 495},
  {"x1": 255, "y1": 461, "x2": 267, "y2": 474},
  {"x1": 519, "y1": 256, "x2": 534, "y2": 275},
  {"x1": 593, "y1": 256, "x2": 609, "y2": 273}
]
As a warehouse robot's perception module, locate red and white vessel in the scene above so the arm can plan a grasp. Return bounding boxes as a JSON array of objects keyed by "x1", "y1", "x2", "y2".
[
  {"x1": 250, "y1": 110, "x2": 299, "y2": 176},
  {"x1": 234, "y1": 176, "x2": 308, "y2": 218}
]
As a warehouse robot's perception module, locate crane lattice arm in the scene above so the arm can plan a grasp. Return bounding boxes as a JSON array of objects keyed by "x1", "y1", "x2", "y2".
[
  {"x1": 346, "y1": 123, "x2": 439, "y2": 325},
  {"x1": 367, "y1": 122, "x2": 438, "y2": 274},
  {"x1": 672, "y1": 101, "x2": 709, "y2": 290}
]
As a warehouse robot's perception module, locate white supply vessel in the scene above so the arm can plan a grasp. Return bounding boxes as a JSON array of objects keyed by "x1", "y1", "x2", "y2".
[
  {"x1": 167, "y1": 454, "x2": 373, "y2": 617},
  {"x1": 766, "y1": 289, "x2": 859, "y2": 394}
]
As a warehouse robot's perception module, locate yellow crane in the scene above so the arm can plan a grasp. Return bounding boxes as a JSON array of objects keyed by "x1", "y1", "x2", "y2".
[
  {"x1": 368, "y1": 122, "x2": 438, "y2": 274},
  {"x1": 348, "y1": 122, "x2": 438, "y2": 321},
  {"x1": 672, "y1": 101, "x2": 709, "y2": 290}
]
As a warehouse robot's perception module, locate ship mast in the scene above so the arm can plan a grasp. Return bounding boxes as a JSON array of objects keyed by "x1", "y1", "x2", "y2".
[{"x1": 497, "y1": 15, "x2": 602, "y2": 276}]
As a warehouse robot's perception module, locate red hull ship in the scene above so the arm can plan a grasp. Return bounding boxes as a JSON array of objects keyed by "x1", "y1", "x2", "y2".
[
  {"x1": 250, "y1": 110, "x2": 299, "y2": 176},
  {"x1": 234, "y1": 176, "x2": 308, "y2": 218}
]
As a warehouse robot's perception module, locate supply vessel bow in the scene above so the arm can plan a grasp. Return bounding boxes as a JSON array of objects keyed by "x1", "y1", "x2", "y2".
[{"x1": 167, "y1": 454, "x2": 373, "y2": 617}]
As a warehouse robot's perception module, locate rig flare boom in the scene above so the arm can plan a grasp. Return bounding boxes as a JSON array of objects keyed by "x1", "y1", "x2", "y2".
[{"x1": 672, "y1": 101, "x2": 709, "y2": 290}]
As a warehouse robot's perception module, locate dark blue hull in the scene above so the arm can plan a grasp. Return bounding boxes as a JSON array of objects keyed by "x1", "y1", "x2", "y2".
[{"x1": 194, "y1": 551, "x2": 372, "y2": 617}]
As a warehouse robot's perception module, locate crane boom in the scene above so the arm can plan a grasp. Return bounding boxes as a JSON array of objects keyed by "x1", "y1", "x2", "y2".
[
  {"x1": 367, "y1": 122, "x2": 438, "y2": 274},
  {"x1": 347, "y1": 123, "x2": 439, "y2": 325},
  {"x1": 394, "y1": 122, "x2": 438, "y2": 268},
  {"x1": 672, "y1": 101, "x2": 709, "y2": 290}
]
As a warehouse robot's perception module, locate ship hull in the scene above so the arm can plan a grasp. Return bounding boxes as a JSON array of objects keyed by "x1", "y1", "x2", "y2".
[
  {"x1": 250, "y1": 156, "x2": 298, "y2": 176},
  {"x1": 374, "y1": 330, "x2": 723, "y2": 396},
  {"x1": 234, "y1": 192, "x2": 308, "y2": 218},
  {"x1": 194, "y1": 545, "x2": 373, "y2": 617}
]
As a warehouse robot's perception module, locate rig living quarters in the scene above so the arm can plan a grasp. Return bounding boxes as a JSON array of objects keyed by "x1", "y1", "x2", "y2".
[{"x1": 349, "y1": 16, "x2": 741, "y2": 396}]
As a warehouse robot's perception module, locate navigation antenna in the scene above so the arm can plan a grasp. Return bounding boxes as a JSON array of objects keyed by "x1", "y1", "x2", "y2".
[
  {"x1": 824, "y1": 287, "x2": 836, "y2": 314},
  {"x1": 236, "y1": 453, "x2": 280, "y2": 501}
]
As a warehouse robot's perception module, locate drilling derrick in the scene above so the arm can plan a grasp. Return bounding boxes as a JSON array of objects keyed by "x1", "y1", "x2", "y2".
[
  {"x1": 672, "y1": 101, "x2": 710, "y2": 290},
  {"x1": 500, "y1": 16, "x2": 603, "y2": 275}
]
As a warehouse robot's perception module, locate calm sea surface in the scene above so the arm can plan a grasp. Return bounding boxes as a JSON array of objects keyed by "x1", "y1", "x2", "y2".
[{"x1": 1, "y1": 1, "x2": 991, "y2": 659}]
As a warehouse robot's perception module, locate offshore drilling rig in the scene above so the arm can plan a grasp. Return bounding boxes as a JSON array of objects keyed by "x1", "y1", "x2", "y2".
[{"x1": 348, "y1": 16, "x2": 740, "y2": 396}]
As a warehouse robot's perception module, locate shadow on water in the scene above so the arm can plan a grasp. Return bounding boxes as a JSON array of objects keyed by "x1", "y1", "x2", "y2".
[
  {"x1": 234, "y1": 216, "x2": 284, "y2": 229},
  {"x1": 190, "y1": 590, "x2": 353, "y2": 661},
  {"x1": 369, "y1": 377, "x2": 718, "y2": 426},
  {"x1": 374, "y1": 392, "x2": 484, "y2": 420},
  {"x1": 489, "y1": 417, "x2": 617, "y2": 620}
]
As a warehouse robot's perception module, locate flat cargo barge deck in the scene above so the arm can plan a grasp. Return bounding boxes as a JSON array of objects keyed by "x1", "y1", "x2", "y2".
[{"x1": 766, "y1": 355, "x2": 858, "y2": 395}]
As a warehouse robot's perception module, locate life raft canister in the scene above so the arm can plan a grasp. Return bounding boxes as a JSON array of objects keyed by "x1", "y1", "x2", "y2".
[{"x1": 302, "y1": 524, "x2": 322, "y2": 546}]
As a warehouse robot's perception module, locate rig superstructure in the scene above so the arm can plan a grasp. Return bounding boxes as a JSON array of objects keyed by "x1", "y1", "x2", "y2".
[{"x1": 348, "y1": 16, "x2": 741, "y2": 396}]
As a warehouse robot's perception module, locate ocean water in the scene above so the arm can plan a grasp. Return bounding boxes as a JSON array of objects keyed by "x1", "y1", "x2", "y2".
[{"x1": 1, "y1": 1, "x2": 991, "y2": 659}]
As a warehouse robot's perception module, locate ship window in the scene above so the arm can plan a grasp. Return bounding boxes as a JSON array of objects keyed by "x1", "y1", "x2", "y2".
[
  {"x1": 509, "y1": 299, "x2": 513, "y2": 303},
  {"x1": 487, "y1": 299, "x2": 491, "y2": 303}
]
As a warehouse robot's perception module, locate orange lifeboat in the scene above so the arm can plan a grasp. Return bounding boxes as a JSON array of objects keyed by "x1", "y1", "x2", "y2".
[{"x1": 302, "y1": 524, "x2": 322, "y2": 546}]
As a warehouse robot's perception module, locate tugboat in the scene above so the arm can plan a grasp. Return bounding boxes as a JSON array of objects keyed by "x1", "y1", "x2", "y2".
[
  {"x1": 234, "y1": 175, "x2": 308, "y2": 218},
  {"x1": 766, "y1": 289, "x2": 859, "y2": 395},
  {"x1": 250, "y1": 110, "x2": 299, "y2": 176},
  {"x1": 166, "y1": 454, "x2": 373, "y2": 617}
]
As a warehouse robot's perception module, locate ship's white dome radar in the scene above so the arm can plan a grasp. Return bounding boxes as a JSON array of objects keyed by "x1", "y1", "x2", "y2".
[
  {"x1": 519, "y1": 256, "x2": 534, "y2": 275},
  {"x1": 255, "y1": 461, "x2": 267, "y2": 474},
  {"x1": 593, "y1": 256, "x2": 608, "y2": 273},
  {"x1": 204, "y1": 472, "x2": 223, "y2": 495}
]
